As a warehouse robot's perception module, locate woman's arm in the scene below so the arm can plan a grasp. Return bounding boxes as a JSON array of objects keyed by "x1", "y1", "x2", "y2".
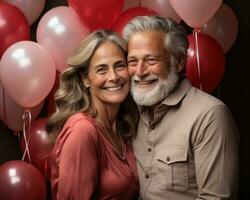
[{"x1": 55, "y1": 118, "x2": 100, "y2": 200}]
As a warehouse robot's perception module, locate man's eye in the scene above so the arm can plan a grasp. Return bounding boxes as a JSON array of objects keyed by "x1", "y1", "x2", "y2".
[
  {"x1": 146, "y1": 58, "x2": 158, "y2": 65},
  {"x1": 128, "y1": 60, "x2": 138, "y2": 66}
]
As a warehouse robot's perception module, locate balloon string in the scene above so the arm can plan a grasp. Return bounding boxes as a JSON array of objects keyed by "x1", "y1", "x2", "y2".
[
  {"x1": 21, "y1": 109, "x2": 32, "y2": 163},
  {"x1": 193, "y1": 28, "x2": 203, "y2": 91}
]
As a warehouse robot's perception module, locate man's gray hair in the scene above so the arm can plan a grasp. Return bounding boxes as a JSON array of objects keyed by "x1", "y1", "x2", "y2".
[{"x1": 123, "y1": 16, "x2": 189, "y2": 68}]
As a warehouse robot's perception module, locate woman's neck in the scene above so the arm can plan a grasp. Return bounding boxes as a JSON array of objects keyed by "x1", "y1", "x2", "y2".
[
  {"x1": 93, "y1": 99, "x2": 120, "y2": 131},
  {"x1": 92, "y1": 98, "x2": 124, "y2": 157}
]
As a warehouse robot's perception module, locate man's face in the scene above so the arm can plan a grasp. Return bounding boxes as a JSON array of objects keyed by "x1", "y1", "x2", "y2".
[{"x1": 127, "y1": 31, "x2": 178, "y2": 106}]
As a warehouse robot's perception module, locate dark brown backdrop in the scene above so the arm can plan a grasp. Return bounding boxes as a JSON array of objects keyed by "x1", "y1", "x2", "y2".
[{"x1": 0, "y1": 0, "x2": 249, "y2": 199}]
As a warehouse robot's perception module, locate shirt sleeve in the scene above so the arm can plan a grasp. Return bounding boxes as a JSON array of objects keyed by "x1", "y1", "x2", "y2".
[
  {"x1": 193, "y1": 105, "x2": 239, "y2": 200},
  {"x1": 56, "y1": 119, "x2": 100, "y2": 200}
]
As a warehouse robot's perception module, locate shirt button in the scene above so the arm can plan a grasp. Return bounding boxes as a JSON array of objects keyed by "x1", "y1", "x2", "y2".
[
  {"x1": 147, "y1": 147, "x2": 152, "y2": 152},
  {"x1": 166, "y1": 156, "x2": 170, "y2": 162},
  {"x1": 145, "y1": 174, "x2": 150, "y2": 179},
  {"x1": 150, "y1": 124, "x2": 155, "y2": 130}
]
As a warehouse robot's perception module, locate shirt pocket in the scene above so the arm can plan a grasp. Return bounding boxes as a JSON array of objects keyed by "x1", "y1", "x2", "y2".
[{"x1": 155, "y1": 147, "x2": 188, "y2": 192}]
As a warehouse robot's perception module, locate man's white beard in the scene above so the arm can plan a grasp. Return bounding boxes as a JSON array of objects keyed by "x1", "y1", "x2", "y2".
[{"x1": 130, "y1": 65, "x2": 179, "y2": 106}]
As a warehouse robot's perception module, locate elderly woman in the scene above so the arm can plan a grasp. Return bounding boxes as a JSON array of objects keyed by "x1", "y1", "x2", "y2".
[{"x1": 46, "y1": 30, "x2": 139, "y2": 200}]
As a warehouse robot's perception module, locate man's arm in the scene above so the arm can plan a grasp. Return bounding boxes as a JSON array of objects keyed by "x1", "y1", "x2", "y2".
[{"x1": 193, "y1": 105, "x2": 239, "y2": 200}]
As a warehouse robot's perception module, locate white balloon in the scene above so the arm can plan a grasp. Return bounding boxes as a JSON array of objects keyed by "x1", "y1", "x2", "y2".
[{"x1": 37, "y1": 6, "x2": 89, "y2": 72}]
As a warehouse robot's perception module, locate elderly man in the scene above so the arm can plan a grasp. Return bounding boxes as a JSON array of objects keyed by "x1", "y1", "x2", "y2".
[{"x1": 123, "y1": 16, "x2": 239, "y2": 200}]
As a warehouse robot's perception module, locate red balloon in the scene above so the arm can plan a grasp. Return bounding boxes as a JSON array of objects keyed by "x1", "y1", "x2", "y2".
[
  {"x1": 186, "y1": 33, "x2": 225, "y2": 93},
  {"x1": 20, "y1": 118, "x2": 53, "y2": 180},
  {"x1": 68, "y1": 0, "x2": 125, "y2": 31},
  {"x1": 0, "y1": 2, "x2": 30, "y2": 57},
  {"x1": 112, "y1": 6, "x2": 158, "y2": 35},
  {"x1": 0, "y1": 160, "x2": 47, "y2": 200}
]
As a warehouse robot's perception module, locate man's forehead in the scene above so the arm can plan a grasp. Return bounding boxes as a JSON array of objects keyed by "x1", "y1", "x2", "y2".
[{"x1": 127, "y1": 31, "x2": 167, "y2": 57}]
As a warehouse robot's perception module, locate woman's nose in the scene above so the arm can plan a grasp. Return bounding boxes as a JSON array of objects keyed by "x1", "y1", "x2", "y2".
[{"x1": 108, "y1": 69, "x2": 119, "y2": 81}]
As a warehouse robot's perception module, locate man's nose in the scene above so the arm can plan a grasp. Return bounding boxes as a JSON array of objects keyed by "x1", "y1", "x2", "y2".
[{"x1": 135, "y1": 61, "x2": 149, "y2": 77}]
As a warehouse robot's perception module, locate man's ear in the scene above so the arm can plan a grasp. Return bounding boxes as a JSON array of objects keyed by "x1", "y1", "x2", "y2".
[
  {"x1": 176, "y1": 58, "x2": 186, "y2": 72},
  {"x1": 83, "y1": 78, "x2": 90, "y2": 88}
]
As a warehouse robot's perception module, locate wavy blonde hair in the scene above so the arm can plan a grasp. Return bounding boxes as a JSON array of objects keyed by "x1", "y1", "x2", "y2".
[{"x1": 46, "y1": 30, "x2": 137, "y2": 140}]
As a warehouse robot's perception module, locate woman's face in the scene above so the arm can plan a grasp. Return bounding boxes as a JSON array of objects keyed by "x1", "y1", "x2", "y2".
[{"x1": 85, "y1": 41, "x2": 130, "y2": 106}]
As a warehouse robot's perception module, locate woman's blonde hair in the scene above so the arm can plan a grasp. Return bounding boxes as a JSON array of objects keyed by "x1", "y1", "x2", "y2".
[{"x1": 46, "y1": 30, "x2": 137, "y2": 140}]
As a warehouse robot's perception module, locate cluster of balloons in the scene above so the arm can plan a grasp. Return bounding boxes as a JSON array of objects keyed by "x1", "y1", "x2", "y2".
[
  {"x1": 168, "y1": 0, "x2": 238, "y2": 93},
  {"x1": 0, "y1": 0, "x2": 238, "y2": 199}
]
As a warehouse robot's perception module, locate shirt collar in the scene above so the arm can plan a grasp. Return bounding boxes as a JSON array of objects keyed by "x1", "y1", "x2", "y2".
[{"x1": 162, "y1": 78, "x2": 192, "y2": 106}]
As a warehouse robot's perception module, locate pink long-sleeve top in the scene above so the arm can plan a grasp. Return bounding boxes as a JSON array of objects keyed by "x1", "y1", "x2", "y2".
[{"x1": 50, "y1": 113, "x2": 139, "y2": 200}]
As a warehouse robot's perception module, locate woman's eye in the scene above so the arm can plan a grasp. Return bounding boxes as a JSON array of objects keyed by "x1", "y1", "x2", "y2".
[
  {"x1": 96, "y1": 67, "x2": 107, "y2": 74},
  {"x1": 116, "y1": 63, "x2": 127, "y2": 70}
]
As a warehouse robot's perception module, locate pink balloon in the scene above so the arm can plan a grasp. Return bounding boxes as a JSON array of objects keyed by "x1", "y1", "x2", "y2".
[
  {"x1": 37, "y1": 6, "x2": 89, "y2": 72},
  {"x1": 123, "y1": 0, "x2": 140, "y2": 11},
  {"x1": 0, "y1": 160, "x2": 47, "y2": 200},
  {"x1": 20, "y1": 118, "x2": 53, "y2": 180},
  {"x1": 0, "y1": 83, "x2": 44, "y2": 131},
  {"x1": 170, "y1": 0, "x2": 222, "y2": 27},
  {"x1": 0, "y1": 41, "x2": 56, "y2": 108},
  {"x1": 141, "y1": 0, "x2": 181, "y2": 23},
  {"x1": 201, "y1": 4, "x2": 238, "y2": 52},
  {"x1": 3, "y1": 0, "x2": 45, "y2": 25}
]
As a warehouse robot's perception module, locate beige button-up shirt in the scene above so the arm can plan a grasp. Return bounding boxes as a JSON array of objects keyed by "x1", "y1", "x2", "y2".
[{"x1": 133, "y1": 79, "x2": 239, "y2": 200}]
